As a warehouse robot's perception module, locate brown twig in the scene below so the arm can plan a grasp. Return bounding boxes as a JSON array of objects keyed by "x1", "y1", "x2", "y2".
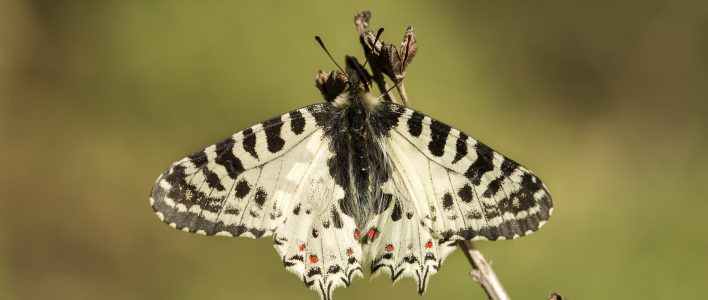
[
  {"x1": 394, "y1": 81, "x2": 410, "y2": 107},
  {"x1": 459, "y1": 241, "x2": 510, "y2": 300}
]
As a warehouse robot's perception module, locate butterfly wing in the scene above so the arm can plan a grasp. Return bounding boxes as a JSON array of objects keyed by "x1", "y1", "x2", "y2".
[
  {"x1": 150, "y1": 103, "x2": 363, "y2": 300},
  {"x1": 363, "y1": 102, "x2": 553, "y2": 293},
  {"x1": 273, "y1": 136, "x2": 363, "y2": 300},
  {"x1": 151, "y1": 104, "x2": 326, "y2": 237}
]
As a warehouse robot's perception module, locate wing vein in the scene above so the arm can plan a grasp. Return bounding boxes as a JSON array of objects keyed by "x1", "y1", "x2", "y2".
[
  {"x1": 236, "y1": 167, "x2": 264, "y2": 227},
  {"x1": 445, "y1": 167, "x2": 470, "y2": 234}
]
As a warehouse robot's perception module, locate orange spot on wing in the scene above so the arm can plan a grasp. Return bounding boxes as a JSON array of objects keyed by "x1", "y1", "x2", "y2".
[
  {"x1": 299, "y1": 244, "x2": 306, "y2": 251},
  {"x1": 309, "y1": 255, "x2": 319, "y2": 263},
  {"x1": 425, "y1": 241, "x2": 433, "y2": 249}
]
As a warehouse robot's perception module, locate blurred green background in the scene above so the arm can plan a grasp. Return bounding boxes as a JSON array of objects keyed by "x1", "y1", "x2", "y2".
[{"x1": 2, "y1": 1, "x2": 707, "y2": 299}]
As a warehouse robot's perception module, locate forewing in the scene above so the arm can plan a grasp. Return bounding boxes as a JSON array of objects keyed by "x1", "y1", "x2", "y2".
[
  {"x1": 150, "y1": 104, "x2": 330, "y2": 237},
  {"x1": 378, "y1": 102, "x2": 553, "y2": 241}
]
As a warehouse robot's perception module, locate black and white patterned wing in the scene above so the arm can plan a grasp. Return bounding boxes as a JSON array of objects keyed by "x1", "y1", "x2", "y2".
[
  {"x1": 363, "y1": 103, "x2": 553, "y2": 293},
  {"x1": 151, "y1": 104, "x2": 325, "y2": 237},
  {"x1": 150, "y1": 104, "x2": 363, "y2": 300},
  {"x1": 273, "y1": 138, "x2": 364, "y2": 300}
]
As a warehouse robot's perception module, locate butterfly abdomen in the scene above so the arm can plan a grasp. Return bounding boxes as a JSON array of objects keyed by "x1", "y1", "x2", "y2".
[{"x1": 319, "y1": 95, "x2": 395, "y2": 229}]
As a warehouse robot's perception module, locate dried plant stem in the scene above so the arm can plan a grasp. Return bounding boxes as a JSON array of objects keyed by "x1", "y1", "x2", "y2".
[
  {"x1": 371, "y1": 67, "x2": 397, "y2": 103},
  {"x1": 394, "y1": 80, "x2": 410, "y2": 107},
  {"x1": 459, "y1": 241, "x2": 510, "y2": 300}
]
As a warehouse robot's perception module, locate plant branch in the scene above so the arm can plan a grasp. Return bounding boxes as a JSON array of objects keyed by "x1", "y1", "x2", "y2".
[
  {"x1": 394, "y1": 80, "x2": 410, "y2": 107},
  {"x1": 459, "y1": 241, "x2": 510, "y2": 300}
]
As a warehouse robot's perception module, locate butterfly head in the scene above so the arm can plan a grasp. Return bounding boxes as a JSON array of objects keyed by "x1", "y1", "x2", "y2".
[{"x1": 343, "y1": 56, "x2": 372, "y2": 94}]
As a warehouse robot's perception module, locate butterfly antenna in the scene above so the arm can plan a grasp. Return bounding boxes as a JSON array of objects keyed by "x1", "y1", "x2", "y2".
[
  {"x1": 314, "y1": 36, "x2": 346, "y2": 75},
  {"x1": 362, "y1": 28, "x2": 384, "y2": 69},
  {"x1": 376, "y1": 77, "x2": 405, "y2": 102}
]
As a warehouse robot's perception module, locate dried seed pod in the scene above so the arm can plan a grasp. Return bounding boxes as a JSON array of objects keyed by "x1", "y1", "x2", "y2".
[
  {"x1": 354, "y1": 11, "x2": 417, "y2": 82},
  {"x1": 315, "y1": 70, "x2": 348, "y2": 102},
  {"x1": 398, "y1": 26, "x2": 417, "y2": 77},
  {"x1": 379, "y1": 43, "x2": 401, "y2": 80}
]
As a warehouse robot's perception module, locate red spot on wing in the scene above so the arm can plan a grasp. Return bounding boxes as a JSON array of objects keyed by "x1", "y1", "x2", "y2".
[
  {"x1": 367, "y1": 229, "x2": 378, "y2": 238},
  {"x1": 385, "y1": 244, "x2": 394, "y2": 251},
  {"x1": 354, "y1": 230, "x2": 360, "y2": 240},
  {"x1": 425, "y1": 241, "x2": 433, "y2": 249},
  {"x1": 346, "y1": 248, "x2": 353, "y2": 256},
  {"x1": 299, "y1": 244, "x2": 306, "y2": 251},
  {"x1": 309, "y1": 255, "x2": 319, "y2": 263}
]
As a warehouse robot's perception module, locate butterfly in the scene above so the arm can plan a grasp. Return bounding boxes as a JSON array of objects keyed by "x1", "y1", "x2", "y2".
[{"x1": 150, "y1": 54, "x2": 553, "y2": 300}]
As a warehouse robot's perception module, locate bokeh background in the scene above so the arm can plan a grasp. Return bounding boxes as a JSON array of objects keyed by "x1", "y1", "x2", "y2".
[{"x1": 2, "y1": 1, "x2": 707, "y2": 299}]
